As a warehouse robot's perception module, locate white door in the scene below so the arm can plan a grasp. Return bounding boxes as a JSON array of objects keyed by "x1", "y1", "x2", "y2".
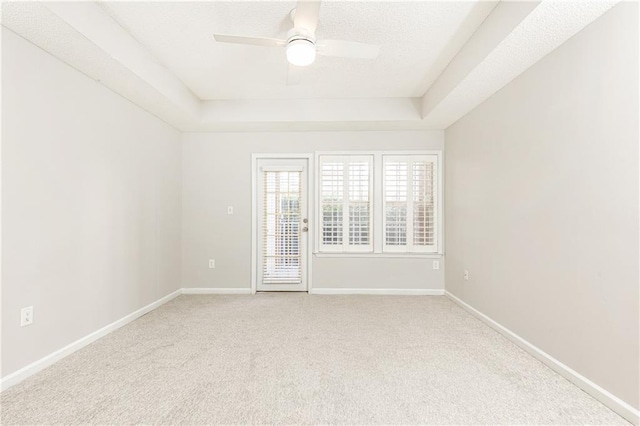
[{"x1": 256, "y1": 158, "x2": 309, "y2": 292}]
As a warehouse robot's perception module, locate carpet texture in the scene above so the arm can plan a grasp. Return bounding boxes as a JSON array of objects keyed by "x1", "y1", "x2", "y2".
[{"x1": 1, "y1": 294, "x2": 628, "y2": 425}]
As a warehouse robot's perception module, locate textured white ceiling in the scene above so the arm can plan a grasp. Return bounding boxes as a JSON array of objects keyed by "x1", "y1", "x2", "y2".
[
  {"x1": 0, "y1": 1, "x2": 197, "y2": 129},
  {"x1": 423, "y1": 0, "x2": 620, "y2": 128},
  {"x1": 1, "y1": 1, "x2": 620, "y2": 131},
  {"x1": 98, "y1": 1, "x2": 486, "y2": 100}
]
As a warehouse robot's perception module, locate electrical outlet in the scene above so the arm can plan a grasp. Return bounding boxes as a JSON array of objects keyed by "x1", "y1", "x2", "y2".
[
  {"x1": 432, "y1": 260, "x2": 440, "y2": 270},
  {"x1": 21, "y1": 306, "x2": 33, "y2": 327},
  {"x1": 209, "y1": 259, "x2": 215, "y2": 269},
  {"x1": 464, "y1": 269, "x2": 469, "y2": 281},
  {"x1": 227, "y1": 206, "x2": 234, "y2": 215}
]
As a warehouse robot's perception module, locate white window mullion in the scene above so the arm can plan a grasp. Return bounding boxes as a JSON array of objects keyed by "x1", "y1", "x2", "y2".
[
  {"x1": 319, "y1": 152, "x2": 438, "y2": 255},
  {"x1": 373, "y1": 153, "x2": 382, "y2": 253},
  {"x1": 406, "y1": 158, "x2": 415, "y2": 252}
]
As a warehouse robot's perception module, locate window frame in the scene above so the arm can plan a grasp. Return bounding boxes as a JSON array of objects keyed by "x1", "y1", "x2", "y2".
[
  {"x1": 317, "y1": 154, "x2": 374, "y2": 253},
  {"x1": 314, "y1": 150, "x2": 443, "y2": 256},
  {"x1": 382, "y1": 154, "x2": 438, "y2": 254}
]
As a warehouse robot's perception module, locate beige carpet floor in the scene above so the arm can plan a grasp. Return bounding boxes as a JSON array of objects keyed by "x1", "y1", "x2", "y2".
[{"x1": 1, "y1": 294, "x2": 628, "y2": 425}]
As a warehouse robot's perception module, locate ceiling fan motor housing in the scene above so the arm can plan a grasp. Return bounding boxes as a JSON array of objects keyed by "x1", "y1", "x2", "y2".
[{"x1": 286, "y1": 27, "x2": 315, "y2": 44}]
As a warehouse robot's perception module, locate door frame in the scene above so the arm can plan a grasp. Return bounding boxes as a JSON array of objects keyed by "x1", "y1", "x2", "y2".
[{"x1": 251, "y1": 153, "x2": 314, "y2": 294}]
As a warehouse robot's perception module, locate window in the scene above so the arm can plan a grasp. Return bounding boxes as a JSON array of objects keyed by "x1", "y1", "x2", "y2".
[
  {"x1": 316, "y1": 152, "x2": 440, "y2": 255},
  {"x1": 319, "y1": 155, "x2": 373, "y2": 252},
  {"x1": 383, "y1": 155, "x2": 437, "y2": 253},
  {"x1": 262, "y1": 169, "x2": 302, "y2": 283}
]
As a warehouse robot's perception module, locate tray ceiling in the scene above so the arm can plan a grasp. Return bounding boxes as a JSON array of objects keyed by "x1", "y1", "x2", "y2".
[
  {"x1": 98, "y1": 1, "x2": 487, "y2": 100},
  {"x1": 1, "y1": 1, "x2": 620, "y2": 131}
]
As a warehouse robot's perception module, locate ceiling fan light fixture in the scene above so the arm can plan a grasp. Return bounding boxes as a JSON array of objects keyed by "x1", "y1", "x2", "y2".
[{"x1": 286, "y1": 39, "x2": 316, "y2": 67}]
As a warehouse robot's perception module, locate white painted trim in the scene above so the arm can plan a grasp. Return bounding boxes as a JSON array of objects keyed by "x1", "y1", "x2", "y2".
[
  {"x1": 436, "y1": 150, "x2": 444, "y2": 254},
  {"x1": 310, "y1": 288, "x2": 444, "y2": 296},
  {"x1": 251, "y1": 154, "x2": 258, "y2": 295},
  {"x1": 182, "y1": 288, "x2": 252, "y2": 295},
  {"x1": 445, "y1": 291, "x2": 640, "y2": 425},
  {"x1": 251, "y1": 154, "x2": 314, "y2": 294},
  {"x1": 314, "y1": 150, "x2": 442, "y2": 156},
  {"x1": 0, "y1": 288, "x2": 182, "y2": 392},
  {"x1": 313, "y1": 252, "x2": 442, "y2": 259},
  {"x1": 0, "y1": 286, "x2": 442, "y2": 394},
  {"x1": 307, "y1": 155, "x2": 315, "y2": 293},
  {"x1": 314, "y1": 150, "x2": 443, "y2": 256}
]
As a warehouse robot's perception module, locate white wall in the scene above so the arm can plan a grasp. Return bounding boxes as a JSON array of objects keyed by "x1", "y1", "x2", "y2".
[
  {"x1": 181, "y1": 131, "x2": 444, "y2": 291},
  {"x1": 1, "y1": 28, "x2": 182, "y2": 377},
  {"x1": 445, "y1": 2, "x2": 638, "y2": 411}
]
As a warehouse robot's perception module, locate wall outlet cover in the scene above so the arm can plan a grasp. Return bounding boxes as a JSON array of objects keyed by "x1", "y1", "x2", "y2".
[{"x1": 21, "y1": 306, "x2": 34, "y2": 327}]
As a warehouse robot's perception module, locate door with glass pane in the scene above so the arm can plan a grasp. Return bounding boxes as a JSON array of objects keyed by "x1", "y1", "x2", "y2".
[{"x1": 256, "y1": 158, "x2": 308, "y2": 292}]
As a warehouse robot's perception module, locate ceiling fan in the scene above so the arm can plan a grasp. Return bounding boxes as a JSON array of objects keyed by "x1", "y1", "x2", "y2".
[{"x1": 212, "y1": 0, "x2": 380, "y2": 68}]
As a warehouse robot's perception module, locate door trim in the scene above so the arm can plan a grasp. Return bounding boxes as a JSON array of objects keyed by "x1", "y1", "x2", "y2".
[{"x1": 251, "y1": 153, "x2": 314, "y2": 294}]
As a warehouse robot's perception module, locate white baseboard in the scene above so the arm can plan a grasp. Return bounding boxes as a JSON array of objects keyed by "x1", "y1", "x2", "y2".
[
  {"x1": 445, "y1": 291, "x2": 640, "y2": 425},
  {"x1": 10, "y1": 287, "x2": 633, "y2": 424},
  {"x1": 0, "y1": 288, "x2": 182, "y2": 392},
  {"x1": 1, "y1": 285, "x2": 431, "y2": 391},
  {"x1": 182, "y1": 287, "x2": 252, "y2": 295},
  {"x1": 310, "y1": 288, "x2": 445, "y2": 295}
]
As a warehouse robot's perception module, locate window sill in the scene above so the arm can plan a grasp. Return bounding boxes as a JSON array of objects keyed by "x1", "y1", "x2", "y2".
[{"x1": 313, "y1": 252, "x2": 443, "y2": 259}]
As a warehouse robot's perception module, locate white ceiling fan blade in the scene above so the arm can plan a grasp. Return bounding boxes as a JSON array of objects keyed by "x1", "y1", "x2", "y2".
[
  {"x1": 294, "y1": 0, "x2": 321, "y2": 34},
  {"x1": 317, "y1": 40, "x2": 380, "y2": 59},
  {"x1": 287, "y1": 64, "x2": 303, "y2": 86},
  {"x1": 213, "y1": 34, "x2": 286, "y2": 47}
]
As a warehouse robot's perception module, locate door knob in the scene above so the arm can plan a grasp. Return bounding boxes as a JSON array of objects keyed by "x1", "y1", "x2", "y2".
[
  {"x1": 303, "y1": 218, "x2": 308, "y2": 223},
  {"x1": 302, "y1": 227, "x2": 308, "y2": 232}
]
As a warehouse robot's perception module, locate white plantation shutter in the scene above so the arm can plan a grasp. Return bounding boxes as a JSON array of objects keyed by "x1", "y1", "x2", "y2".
[
  {"x1": 384, "y1": 159, "x2": 408, "y2": 247},
  {"x1": 262, "y1": 169, "x2": 302, "y2": 283},
  {"x1": 412, "y1": 159, "x2": 436, "y2": 248},
  {"x1": 320, "y1": 160, "x2": 344, "y2": 247},
  {"x1": 383, "y1": 155, "x2": 437, "y2": 253},
  {"x1": 348, "y1": 161, "x2": 371, "y2": 247},
  {"x1": 319, "y1": 155, "x2": 373, "y2": 252}
]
